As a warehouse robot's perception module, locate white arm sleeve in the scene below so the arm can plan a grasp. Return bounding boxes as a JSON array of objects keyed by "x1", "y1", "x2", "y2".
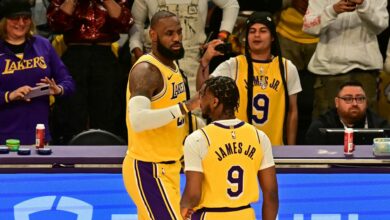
[
  {"x1": 285, "y1": 59, "x2": 302, "y2": 95},
  {"x1": 184, "y1": 130, "x2": 208, "y2": 172},
  {"x1": 257, "y1": 130, "x2": 275, "y2": 170},
  {"x1": 211, "y1": 57, "x2": 237, "y2": 79},
  {"x1": 129, "y1": 0, "x2": 148, "y2": 51},
  {"x1": 128, "y1": 96, "x2": 183, "y2": 132},
  {"x1": 212, "y1": 0, "x2": 240, "y2": 33}
]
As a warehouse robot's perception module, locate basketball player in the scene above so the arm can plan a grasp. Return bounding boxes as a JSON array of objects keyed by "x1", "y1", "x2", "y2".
[
  {"x1": 181, "y1": 76, "x2": 279, "y2": 220},
  {"x1": 122, "y1": 11, "x2": 200, "y2": 219},
  {"x1": 197, "y1": 11, "x2": 302, "y2": 145}
]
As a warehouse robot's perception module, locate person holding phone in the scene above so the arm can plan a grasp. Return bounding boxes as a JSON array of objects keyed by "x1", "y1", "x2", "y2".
[
  {"x1": 0, "y1": 0, "x2": 75, "y2": 145},
  {"x1": 303, "y1": 0, "x2": 388, "y2": 117},
  {"x1": 197, "y1": 11, "x2": 302, "y2": 145}
]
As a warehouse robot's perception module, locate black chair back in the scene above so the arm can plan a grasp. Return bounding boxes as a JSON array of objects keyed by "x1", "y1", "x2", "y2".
[{"x1": 68, "y1": 129, "x2": 126, "y2": 145}]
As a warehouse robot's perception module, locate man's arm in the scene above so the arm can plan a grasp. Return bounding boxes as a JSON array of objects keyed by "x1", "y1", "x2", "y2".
[
  {"x1": 102, "y1": 0, "x2": 122, "y2": 18},
  {"x1": 303, "y1": 0, "x2": 350, "y2": 36},
  {"x1": 129, "y1": 0, "x2": 148, "y2": 59},
  {"x1": 181, "y1": 131, "x2": 207, "y2": 219},
  {"x1": 129, "y1": 62, "x2": 181, "y2": 132},
  {"x1": 196, "y1": 39, "x2": 225, "y2": 91},
  {"x1": 286, "y1": 94, "x2": 298, "y2": 145},
  {"x1": 355, "y1": 0, "x2": 388, "y2": 35},
  {"x1": 258, "y1": 166, "x2": 279, "y2": 220},
  {"x1": 58, "y1": 0, "x2": 77, "y2": 15},
  {"x1": 129, "y1": 62, "x2": 162, "y2": 98},
  {"x1": 212, "y1": 0, "x2": 239, "y2": 35},
  {"x1": 180, "y1": 171, "x2": 203, "y2": 219}
]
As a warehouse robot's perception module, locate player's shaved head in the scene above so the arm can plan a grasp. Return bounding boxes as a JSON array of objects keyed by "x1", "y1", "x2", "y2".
[{"x1": 150, "y1": 10, "x2": 177, "y2": 29}]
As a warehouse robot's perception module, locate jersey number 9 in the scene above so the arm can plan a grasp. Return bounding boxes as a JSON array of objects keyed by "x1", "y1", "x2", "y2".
[
  {"x1": 227, "y1": 166, "x2": 244, "y2": 198},
  {"x1": 252, "y1": 94, "x2": 269, "y2": 124}
]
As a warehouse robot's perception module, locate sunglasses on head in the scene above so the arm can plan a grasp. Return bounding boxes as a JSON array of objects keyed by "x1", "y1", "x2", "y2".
[{"x1": 7, "y1": 15, "x2": 32, "y2": 22}]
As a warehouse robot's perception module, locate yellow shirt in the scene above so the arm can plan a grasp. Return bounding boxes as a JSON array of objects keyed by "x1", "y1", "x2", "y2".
[
  {"x1": 126, "y1": 54, "x2": 187, "y2": 162},
  {"x1": 277, "y1": 7, "x2": 319, "y2": 44},
  {"x1": 235, "y1": 55, "x2": 286, "y2": 145},
  {"x1": 198, "y1": 121, "x2": 263, "y2": 208}
]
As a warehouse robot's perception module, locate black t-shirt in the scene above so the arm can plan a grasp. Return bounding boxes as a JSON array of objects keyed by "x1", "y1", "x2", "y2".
[{"x1": 4, "y1": 41, "x2": 26, "y2": 55}]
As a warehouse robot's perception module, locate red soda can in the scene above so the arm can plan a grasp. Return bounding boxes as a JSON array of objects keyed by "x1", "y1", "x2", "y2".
[
  {"x1": 35, "y1": 124, "x2": 45, "y2": 149},
  {"x1": 344, "y1": 128, "x2": 354, "y2": 155}
]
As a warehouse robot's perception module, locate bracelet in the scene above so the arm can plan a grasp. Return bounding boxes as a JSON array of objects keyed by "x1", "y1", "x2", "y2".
[
  {"x1": 5, "y1": 91, "x2": 10, "y2": 103},
  {"x1": 58, "y1": 85, "x2": 64, "y2": 96},
  {"x1": 199, "y1": 59, "x2": 209, "y2": 71}
]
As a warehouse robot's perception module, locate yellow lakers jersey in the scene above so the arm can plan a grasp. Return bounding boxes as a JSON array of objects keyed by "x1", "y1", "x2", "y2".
[
  {"x1": 235, "y1": 55, "x2": 286, "y2": 145},
  {"x1": 197, "y1": 121, "x2": 263, "y2": 208},
  {"x1": 276, "y1": 7, "x2": 319, "y2": 44},
  {"x1": 126, "y1": 54, "x2": 187, "y2": 162}
]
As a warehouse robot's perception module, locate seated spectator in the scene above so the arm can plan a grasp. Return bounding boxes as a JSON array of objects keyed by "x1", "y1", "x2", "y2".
[
  {"x1": 0, "y1": 0, "x2": 75, "y2": 145},
  {"x1": 306, "y1": 82, "x2": 390, "y2": 145},
  {"x1": 303, "y1": 0, "x2": 388, "y2": 117}
]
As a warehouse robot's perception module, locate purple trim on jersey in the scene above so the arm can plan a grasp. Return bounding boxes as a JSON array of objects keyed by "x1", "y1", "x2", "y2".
[
  {"x1": 192, "y1": 205, "x2": 251, "y2": 219},
  {"x1": 0, "y1": 36, "x2": 75, "y2": 144},
  {"x1": 212, "y1": 121, "x2": 245, "y2": 129},
  {"x1": 192, "y1": 210, "x2": 206, "y2": 220},
  {"x1": 135, "y1": 160, "x2": 178, "y2": 220},
  {"x1": 199, "y1": 128, "x2": 210, "y2": 146}
]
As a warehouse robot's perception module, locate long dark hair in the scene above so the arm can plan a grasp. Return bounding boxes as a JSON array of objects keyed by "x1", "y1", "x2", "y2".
[{"x1": 244, "y1": 11, "x2": 289, "y2": 142}]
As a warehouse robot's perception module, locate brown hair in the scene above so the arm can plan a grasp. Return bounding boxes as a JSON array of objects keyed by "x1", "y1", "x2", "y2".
[{"x1": 0, "y1": 17, "x2": 36, "y2": 41}]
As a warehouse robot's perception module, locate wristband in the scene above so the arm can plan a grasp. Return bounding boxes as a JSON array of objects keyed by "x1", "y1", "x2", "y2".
[
  {"x1": 180, "y1": 102, "x2": 190, "y2": 113},
  {"x1": 5, "y1": 91, "x2": 10, "y2": 103}
]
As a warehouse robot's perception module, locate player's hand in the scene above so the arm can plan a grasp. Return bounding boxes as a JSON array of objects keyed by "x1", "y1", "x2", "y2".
[
  {"x1": 39, "y1": 77, "x2": 62, "y2": 95},
  {"x1": 9, "y1": 85, "x2": 32, "y2": 102},
  {"x1": 333, "y1": 0, "x2": 357, "y2": 14},
  {"x1": 186, "y1": 92, "x2": 200, "y2": 112}
]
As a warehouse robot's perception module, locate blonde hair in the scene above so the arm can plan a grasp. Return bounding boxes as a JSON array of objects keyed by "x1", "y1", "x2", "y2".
[{"x1": 0, "y1": 17, "x2": 36, "y2": 41}]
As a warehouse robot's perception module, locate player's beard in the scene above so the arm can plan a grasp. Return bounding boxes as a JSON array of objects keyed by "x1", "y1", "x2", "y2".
[
  {"x1": 201, "y1": 104, "x2": 212, "y2": 120},
  {"x1": 157, "y1": 37, "x2": 185, "y2": 60}
]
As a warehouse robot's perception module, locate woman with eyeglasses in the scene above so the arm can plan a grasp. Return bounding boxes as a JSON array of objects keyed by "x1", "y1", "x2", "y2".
[
  {"x1": 0, "y1": 0, "x2": 75, "y2": 145},
  {"x1": 305, "y1": 81, "x2": 390, "y2": 145}
]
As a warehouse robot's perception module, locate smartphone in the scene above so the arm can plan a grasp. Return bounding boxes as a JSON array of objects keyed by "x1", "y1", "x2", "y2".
[
  {"x1": 24, "y1": 84, "x2": 50, "y2": 99},
  {"x1": 215, "y1": 42, "x2": 233, "y2": 54}
]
